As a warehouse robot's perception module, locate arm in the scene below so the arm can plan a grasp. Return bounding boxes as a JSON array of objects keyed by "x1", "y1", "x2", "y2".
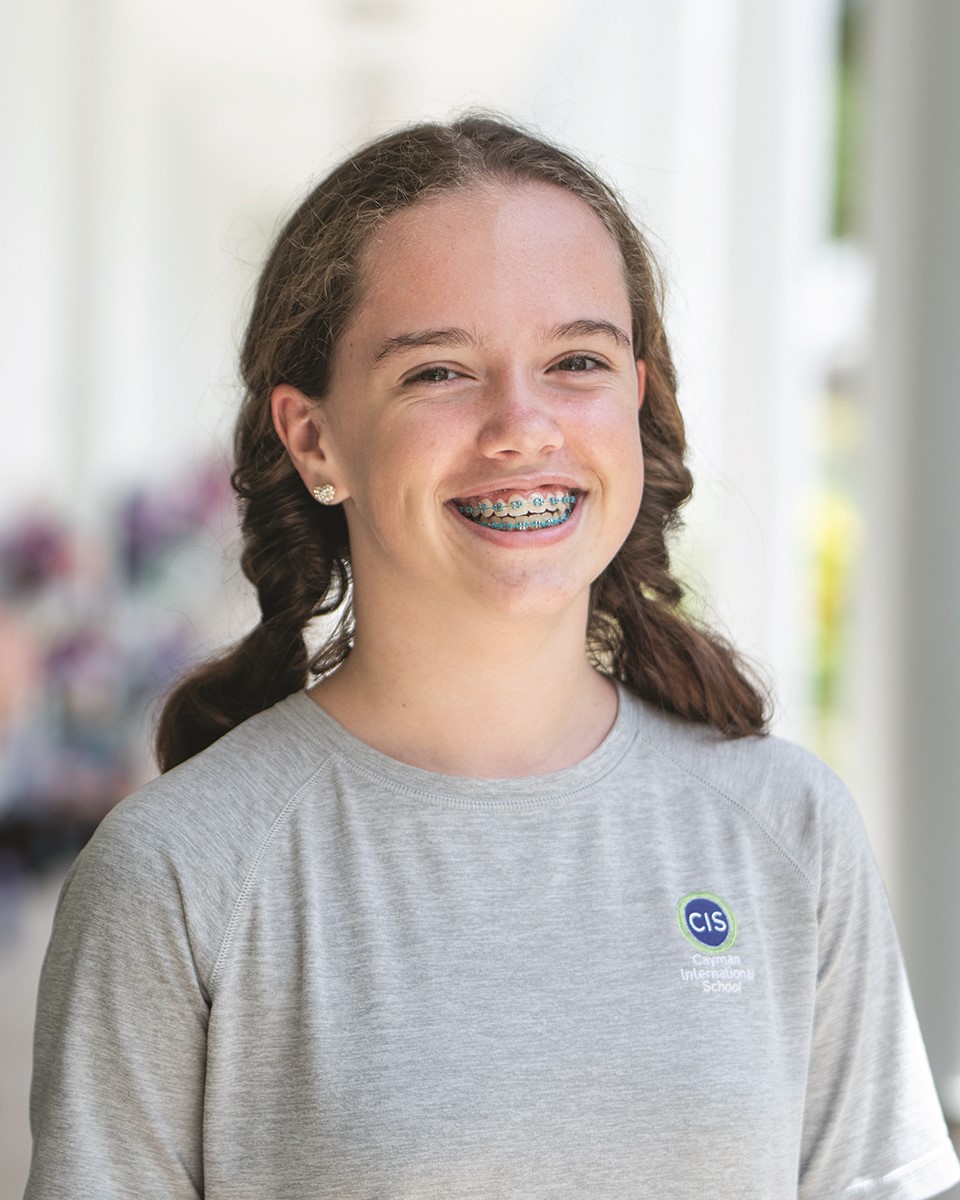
[
  {"x1": 798, "y1": 788, "x2": 959, "y2": 1199},
  {"x1": 25, "y1": 805, "x2": 208, "y2": 1198}
]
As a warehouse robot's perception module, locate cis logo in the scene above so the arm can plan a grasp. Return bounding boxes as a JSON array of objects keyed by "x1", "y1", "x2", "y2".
[{"x1": 677, "y1": 892, "x2": 737, "y2": 953}]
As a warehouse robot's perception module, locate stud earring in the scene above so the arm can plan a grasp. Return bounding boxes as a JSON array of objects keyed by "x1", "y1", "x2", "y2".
[{"x1": 312, "y1": 483, "x2": 337, "y2": 505}]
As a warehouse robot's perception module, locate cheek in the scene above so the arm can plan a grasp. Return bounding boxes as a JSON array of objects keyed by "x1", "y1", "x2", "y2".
[
  {"x1": 376, "y1": 410, "x2": 466, "y2": 491},
  {"x1": 345, "y1": 420, "x2": 449, "y2": 525},
  {"x1": 583, "y1": 400, "x2": 644, "y2": 484}
]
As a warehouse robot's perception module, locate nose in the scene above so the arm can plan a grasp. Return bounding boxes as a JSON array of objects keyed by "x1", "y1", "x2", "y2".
[{"x1": 476, "y1": 373, "x2": 564, "y2": 460}]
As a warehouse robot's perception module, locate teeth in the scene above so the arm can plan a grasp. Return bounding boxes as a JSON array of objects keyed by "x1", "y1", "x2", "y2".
[{"x1": 457, "y1": 489, "x2": 577, "y2": 531}]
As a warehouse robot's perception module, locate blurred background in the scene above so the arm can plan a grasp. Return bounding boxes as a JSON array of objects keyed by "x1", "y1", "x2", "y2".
[{"x1": 2, "y1": 0, "x2": 959, "y2": 1192}]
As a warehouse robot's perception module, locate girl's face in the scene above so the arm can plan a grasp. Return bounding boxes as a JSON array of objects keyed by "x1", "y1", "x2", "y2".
[{"x1": 282, "y1": 182, "x2": 645, "y2": 624}]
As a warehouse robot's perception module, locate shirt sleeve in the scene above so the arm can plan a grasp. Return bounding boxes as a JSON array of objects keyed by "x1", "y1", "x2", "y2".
[
  {"x1": 798, "y1": 787, "x2": 960, "y2": 1200},
  {"x1": 24, "y1": 804, "x2": 208, "y2": 1199}
]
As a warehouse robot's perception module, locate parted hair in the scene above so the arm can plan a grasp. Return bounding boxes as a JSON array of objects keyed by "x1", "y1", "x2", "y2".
[{"x1": 156, "y1": 115, "x2": 769, "y2": 772}]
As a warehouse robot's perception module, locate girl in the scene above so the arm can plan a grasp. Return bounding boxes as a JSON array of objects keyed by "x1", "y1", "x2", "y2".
[{"x1": 26, "y1": 116, "x2": 960, "y2": 1199}]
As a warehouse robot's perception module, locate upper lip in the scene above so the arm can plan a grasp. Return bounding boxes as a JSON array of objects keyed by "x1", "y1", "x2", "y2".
[{"x1": 449, "y1": 476, "x2": 584, "y2": 501}]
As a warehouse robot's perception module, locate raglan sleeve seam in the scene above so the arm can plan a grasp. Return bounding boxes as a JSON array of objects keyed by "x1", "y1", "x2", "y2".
[
  {"x1": 208, "y1": 750, "x2": 334, "y2": 994},
  {"x1": 637, "y1": 730, "x2": 819, "y2": 896}
]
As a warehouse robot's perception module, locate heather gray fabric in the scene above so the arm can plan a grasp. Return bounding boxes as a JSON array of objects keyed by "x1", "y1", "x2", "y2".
[{"x1": 26, "y1": 687, "x2": 960, "y2": 1199}]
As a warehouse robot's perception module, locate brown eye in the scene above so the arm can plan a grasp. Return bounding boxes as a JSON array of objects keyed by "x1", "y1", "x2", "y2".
[
  {"x1": 407, "y1": 366, "x2": 459, "y2": 384},
  {"x1": 553, "y1": 355, "x2": 607, "y2": 373}
]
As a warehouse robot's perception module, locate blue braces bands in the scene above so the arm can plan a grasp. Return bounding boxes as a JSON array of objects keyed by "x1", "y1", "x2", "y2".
[
  {"x1": 470, "y1": 512, "x2": 574, "y2": 531},
  {"x1": 457, "y1": 492, "x2": 577, "y2": 531}
]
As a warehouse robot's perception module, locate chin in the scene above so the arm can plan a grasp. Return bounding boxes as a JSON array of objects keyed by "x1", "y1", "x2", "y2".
[{"x1": 470, "y1": 573, "x2": 591, "y2": 621}]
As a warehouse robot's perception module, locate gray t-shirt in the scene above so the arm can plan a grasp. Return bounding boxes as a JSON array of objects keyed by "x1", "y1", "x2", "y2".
[{"x1": 26, "y1": 687, "x2": 960, "y2": 1199}]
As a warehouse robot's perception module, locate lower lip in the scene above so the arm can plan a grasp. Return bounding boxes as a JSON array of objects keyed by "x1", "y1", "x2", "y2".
[{"x1": 447, "y1": 497, "x2": 584, "y2": 546}]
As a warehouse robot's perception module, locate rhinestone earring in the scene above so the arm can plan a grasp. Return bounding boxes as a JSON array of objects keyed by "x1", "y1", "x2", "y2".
[{"x1": 312, "y1": 483, "x2": 337, "y2": 505}]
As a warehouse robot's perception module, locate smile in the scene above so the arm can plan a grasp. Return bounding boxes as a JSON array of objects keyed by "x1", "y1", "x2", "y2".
[{"x1": 455, "y1": 489, "x2": 578, "y2": 532}]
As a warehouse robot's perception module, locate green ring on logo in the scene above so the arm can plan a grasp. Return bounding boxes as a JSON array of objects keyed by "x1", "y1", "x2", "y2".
[{"x1": 677, "y1": 891, "x2": 737, "y2": 954}]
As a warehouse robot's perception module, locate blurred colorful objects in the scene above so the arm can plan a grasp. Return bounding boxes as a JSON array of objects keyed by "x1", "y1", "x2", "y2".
[{"x1": 0, "y1": 460, "x2": 236, "y2": 876}]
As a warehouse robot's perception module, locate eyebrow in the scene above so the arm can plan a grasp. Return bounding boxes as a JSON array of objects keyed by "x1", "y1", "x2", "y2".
[
  {"x1": 372, "y1": 328, "x2": 480, "y2": 364},
  {"x1": 547, "y1": 319, "x2": 633, "y2": 350}
]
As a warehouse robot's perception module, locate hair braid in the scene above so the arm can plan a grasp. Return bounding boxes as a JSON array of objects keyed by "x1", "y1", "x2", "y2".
[{"x1": 153, "y1": 463, "x2": 351, "y2": 772}]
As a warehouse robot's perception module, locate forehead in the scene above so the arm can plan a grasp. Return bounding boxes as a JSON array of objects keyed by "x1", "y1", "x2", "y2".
[{"x1": 351, "y1": 183, "x2": 630, "y2": 333}]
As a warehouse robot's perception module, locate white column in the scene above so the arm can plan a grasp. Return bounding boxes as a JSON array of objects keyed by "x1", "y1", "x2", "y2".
[
  {"x1": 859, "y1": 0, "x2": 960, "y2": 1119},
  {"x1": 677, "y1": 0, "x2": 839, "y2": 743},
  {"x1": 0, "y1": 0, "x2": 99, "y2": 516}
]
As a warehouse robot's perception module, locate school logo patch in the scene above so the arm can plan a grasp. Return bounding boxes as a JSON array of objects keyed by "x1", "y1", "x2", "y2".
[{"x1": 677, "y1": 892, "x2": 737, "y2": 953}]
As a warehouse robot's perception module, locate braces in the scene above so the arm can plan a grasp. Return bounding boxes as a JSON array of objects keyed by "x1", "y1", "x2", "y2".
[{"x1": 457, "y1": 493, "x2": 577, "y2": 519}]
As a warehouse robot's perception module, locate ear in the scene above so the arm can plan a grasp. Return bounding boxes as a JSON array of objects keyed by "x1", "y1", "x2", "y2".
[
  {"x1": 635, "y1": 359, "x2": 647, "y2": 412},
  {"x1": 271, "y1": 385, "x2": 349, "y2": 501}
]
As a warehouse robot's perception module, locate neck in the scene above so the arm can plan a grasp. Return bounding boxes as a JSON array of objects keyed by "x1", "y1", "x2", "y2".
[{"x1": 308, "y1": 591, "x2": 618, "y2": 778}]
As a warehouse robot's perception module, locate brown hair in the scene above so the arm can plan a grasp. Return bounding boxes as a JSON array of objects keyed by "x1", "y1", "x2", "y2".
[{"x1": 156, "y1": 115, "x2": 769, "y2": 772}]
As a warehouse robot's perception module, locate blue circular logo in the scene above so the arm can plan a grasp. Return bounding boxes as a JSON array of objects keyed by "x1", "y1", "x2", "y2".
[{"x1": 677, "y1": 892, "x2": 737, "y2": 953}]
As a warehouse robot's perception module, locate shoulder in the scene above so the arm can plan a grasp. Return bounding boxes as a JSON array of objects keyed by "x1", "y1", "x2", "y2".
[
  {"x1": 94, "y1": 690, "x2": 329, "y2": 865},
  {"x1": 622, "y1": 692, "x2": 866, "y2": 893},
  {"x1": 62, "y1": 691, "x2": 331, "y2": 986},
  {"x1": 106, "y1": 689, "x2": 330, "y2": 847}
]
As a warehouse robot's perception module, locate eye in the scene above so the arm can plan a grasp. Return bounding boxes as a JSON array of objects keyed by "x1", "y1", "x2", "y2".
[
  {"x1": 551, "y1": 354, "x2": 609, "y2": 373},
  {"x1": 404, "y1": 365, "x2": 461, "y2": 385}
]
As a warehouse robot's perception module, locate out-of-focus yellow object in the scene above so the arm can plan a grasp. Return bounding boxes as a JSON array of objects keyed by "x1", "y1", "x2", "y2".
[{"x1": 806, "y1": 487, "x2": 863, "y2": 749}]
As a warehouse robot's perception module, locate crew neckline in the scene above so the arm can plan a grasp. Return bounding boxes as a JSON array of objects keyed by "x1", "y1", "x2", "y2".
[{"x1": 280, "y1": 682, "x2": 643, "y2": 806}]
